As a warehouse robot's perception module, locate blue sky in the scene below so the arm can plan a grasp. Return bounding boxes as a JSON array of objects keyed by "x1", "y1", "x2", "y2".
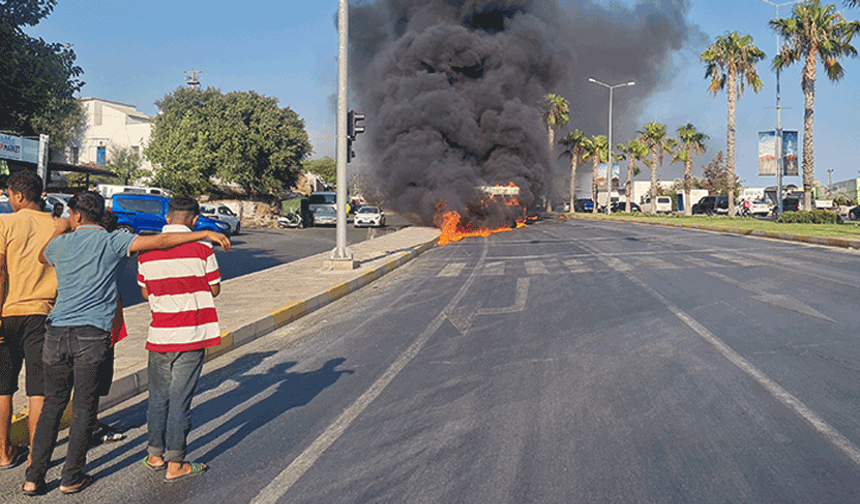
[{"x1": 27, "y1": 0, "x2": 860, "y2": 188}]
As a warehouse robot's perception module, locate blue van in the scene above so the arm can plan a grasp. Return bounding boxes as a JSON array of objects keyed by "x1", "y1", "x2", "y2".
[{"x1": 111, "y1": 194, "x2": 232, "y2": 236}]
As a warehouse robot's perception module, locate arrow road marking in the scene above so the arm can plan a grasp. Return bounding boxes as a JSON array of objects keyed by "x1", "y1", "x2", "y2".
[
  {"x1": 444, "y1": 277, "x2": 530, "y2": 334},
  {"x1": 707, "y1": 271, "x2": 835, "y2": 323}
]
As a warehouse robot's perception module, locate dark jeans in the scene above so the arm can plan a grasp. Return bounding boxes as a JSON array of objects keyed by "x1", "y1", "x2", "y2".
[
  {"x1": 147, "y1": 349, "x2": 204, "y2": 463},
  {"x1": 26, "y1": 324, "x2": 109, "y2": 487}
]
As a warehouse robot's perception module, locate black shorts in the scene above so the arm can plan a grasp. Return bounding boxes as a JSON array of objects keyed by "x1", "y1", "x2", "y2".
[{"x1": 0, "y1": 315, "x2": 47, "y2": 396}]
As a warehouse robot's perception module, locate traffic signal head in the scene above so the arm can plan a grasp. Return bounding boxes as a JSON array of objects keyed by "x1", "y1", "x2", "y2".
[{"x1": 348, "y1": 110, "x2": 365, "y2": 140}]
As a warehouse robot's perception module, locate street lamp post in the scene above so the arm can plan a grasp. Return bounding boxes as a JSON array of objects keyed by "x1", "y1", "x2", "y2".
[
  {"x1": 588, "y1": 78, "x2": 635, "y2": 212},
  {"x1": 761, "y1": 0, "x2": 801, "y2": 215}
]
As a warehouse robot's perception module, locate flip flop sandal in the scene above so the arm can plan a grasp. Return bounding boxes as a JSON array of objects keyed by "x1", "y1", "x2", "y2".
[
  {"x1": 142, "y1": 456, "x2": 166, "y2": 471},
  {"x1": 0, "y1": 446, "x2": 29, "y2": 470},
  {"x1": 165, "y1": 462, "x2": 207, "y2": 482},
  {"x1": 60, "y1": 474, "x2": 94, "y2": 494}
]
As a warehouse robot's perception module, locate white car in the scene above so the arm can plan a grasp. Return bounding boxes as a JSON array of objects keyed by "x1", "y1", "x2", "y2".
[
  {"x1": 200, "y1": 204, "x2": 241, "y2": 234},
  {"x1": 640, "y1": 196, "x2": 673, "y2": 214},
  {"x1": 735, "y1": 200, "x2": 771, "y2": 217},
  {"x1": 45, "y1": 193, "x2": 72, "y2": 218},
  {"x1": 354, "y1": 206, "x2": 385, "y2": 228}
]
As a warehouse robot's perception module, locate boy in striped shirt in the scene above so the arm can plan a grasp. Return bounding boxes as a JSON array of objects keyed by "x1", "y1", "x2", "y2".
[{"x1": 138, "y1": 196, "x2": 221, "y2": 481}]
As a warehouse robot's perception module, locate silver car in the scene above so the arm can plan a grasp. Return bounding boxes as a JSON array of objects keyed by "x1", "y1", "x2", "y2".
[
  {"x1": 354, "y1": 206, "x2": 385, "y2": 228},
  {"x1": 200, "y1": 204, "x2": 241, "y2": 234},
  {"x1": 313, "y1": 206, "x2": 338, "y2": 226}
]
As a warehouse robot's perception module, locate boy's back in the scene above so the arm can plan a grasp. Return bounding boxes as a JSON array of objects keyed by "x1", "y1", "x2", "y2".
[{"x1": 137, "y1": 225, "x2": 221, "y2": 352}]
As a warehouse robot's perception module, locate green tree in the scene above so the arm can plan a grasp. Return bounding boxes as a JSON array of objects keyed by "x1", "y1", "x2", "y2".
[
  {"x1": 771, "y1": 1, "x2": 860, "y2": 210},
  {"x1": 581, "y1": 135, "x2": 608, "y2": 214},
  {"x1": 701, "y1": 31, "x2": 765, "y2": 216},
  {"x1": 147, "y1": 87, "x2": 311, "y2": 196},
  {"x1": 673, "y1": 123, "x2": 709, "y2": 216},
  {"x1": 106, "y1": 146, "x2": 148, "y2": 185},
  {"x1": 559, "y1": 129, "x2": 585, "y2": 213},
  {"x1": 540, "y1": 93, "x2": 569, "y2": 210},
  {"x1": 701, "y1": 151, "x2": 741, "y2": 198},
  {"x1": 303, "y1": 157, "x2": 337, "y2": 185},
  {"x1": 637, "y1": 122, "x2": 676, "y2": 215},
  {"x1": 616, "y1": 139, "x2": 648, "y2": 213},
  {"x1": 0, "y1": 0, "x2": 85, "y2": 150}
]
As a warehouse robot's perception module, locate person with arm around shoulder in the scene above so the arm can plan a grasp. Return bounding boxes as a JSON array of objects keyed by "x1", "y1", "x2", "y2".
[{"x1": 23, "y1": 191, "x2": 229, "y2": 496}]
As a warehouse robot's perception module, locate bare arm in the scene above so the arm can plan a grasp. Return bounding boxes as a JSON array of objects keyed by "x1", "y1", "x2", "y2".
[
  {"x1": 140, "y1": 286, "x2": 148, "y2": 299},
  {"x1": 0, "y1": 253, "x2": 5, "y2": 340},
  {"x1": 209, "y1": 284, "x2": 220, "y2": 298},
  {"x1": 129, "y1": 230, "x2": 231, "y2": 254},
  {"x1": 38, "y1": 218, "x2": 72, "y2": 265}
]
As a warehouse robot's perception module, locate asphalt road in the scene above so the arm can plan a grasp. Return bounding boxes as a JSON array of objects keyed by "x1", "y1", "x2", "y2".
[
  {"x1": 5, "y1": 218, "x2": 860, "y2": 503},
  {"x1": 117, "y1": 214, "x2": 411, "y2": 307}
]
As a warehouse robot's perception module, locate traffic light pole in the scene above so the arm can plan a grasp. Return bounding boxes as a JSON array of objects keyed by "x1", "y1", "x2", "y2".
[{"x1": 328, "y1": 0, "x2": 356, "y2": 269}]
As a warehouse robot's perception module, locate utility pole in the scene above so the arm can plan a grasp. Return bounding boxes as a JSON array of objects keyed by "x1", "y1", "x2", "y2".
[
  {"x1": 827, "y1": 168, "x2": 834, "y2": 196},
  {"x1": 761, "y1": 0, "x2": 801, "y2": 214},
  {"x1": 184, "y1": 70, "x2": 203, "y2": 89},
  {"x1": 326, "y1": 0, "x2": 357, "y2": 269}
]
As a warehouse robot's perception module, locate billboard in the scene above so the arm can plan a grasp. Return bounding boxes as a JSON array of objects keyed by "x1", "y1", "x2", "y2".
[
  {"x1": 0, "y1": 133, "x2": 23, "y2": 162},
  {"x1": 758, "y1": 130, "x2": 798, "y2": 176}
]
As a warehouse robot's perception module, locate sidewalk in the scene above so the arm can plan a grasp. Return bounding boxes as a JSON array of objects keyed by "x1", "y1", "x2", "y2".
[{"x1": 9, "y1": 226, "x2": 441, "y2": 444}]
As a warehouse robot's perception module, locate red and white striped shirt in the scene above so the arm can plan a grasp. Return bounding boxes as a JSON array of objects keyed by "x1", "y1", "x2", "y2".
[{"x1": 137, "y1": 225, "x2": 221, "y2": 352}]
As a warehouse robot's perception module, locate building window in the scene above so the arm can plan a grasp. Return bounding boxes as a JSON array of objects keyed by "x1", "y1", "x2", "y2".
[{"x1": 97, "y1": 146, "x2": 106, "y2": 166}]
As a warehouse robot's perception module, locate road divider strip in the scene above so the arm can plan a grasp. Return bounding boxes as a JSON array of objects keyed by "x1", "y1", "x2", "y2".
[
  {"x1": 8, "y1": 233, "x2": 440, "y2": 446},
  {"x1": 568, "y1": 214, "x2": 860, "y2": 250}
]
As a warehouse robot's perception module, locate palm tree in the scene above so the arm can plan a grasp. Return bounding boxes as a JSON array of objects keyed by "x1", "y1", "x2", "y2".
[
  {"x1": 771, "y1": 1, "x2": 860, "y2": 210},
  {"x1": 581, "y1": 135, "x2": 608, "y2": 214},
  {"x1": 616, "y1": 139, "x2": 648, "y2": 213},
  {"x1": 637, "y1": 122, "x2": 676, "y2": 215},
  {"x1": 540, "y1": 94, "x2": 569, "y2": 211},
  {"x1": 559, "y1": 129, "x2": 585, "y2": 213},
  {"x1": 673, "y1": 123, "x2": 709, "y2": 216},
  {"x1": 701, "y1": 31, "x2": 765, "y2": 216}
]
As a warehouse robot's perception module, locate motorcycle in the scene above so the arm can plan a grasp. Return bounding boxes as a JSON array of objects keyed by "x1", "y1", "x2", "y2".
[{"x1": 277, "y1": 211, "x2": 304, "y2": 228}]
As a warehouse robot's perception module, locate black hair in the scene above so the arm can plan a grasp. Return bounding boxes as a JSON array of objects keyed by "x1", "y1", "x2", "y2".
[
  {"x1": 100, "y1": 209, "x2": 118, "y2": 232},
  {"x1": 52, "y1": 203, "x2": 64, "y2": 218},
  {"x1": 168, "y1": 195, "x2": 200, "y2": 216},
  {"x1": 6, "y1": 171, "x2": 42, "y2": 204},
  {"x1": 68, "y1": 191, "x2": 105, "y2": 223}
]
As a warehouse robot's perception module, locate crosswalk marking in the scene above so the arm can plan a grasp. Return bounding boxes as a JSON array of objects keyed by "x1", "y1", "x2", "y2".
[
  {"x1": 634, "y1": 256, "x2": 680, "y2": 269},
  {"x1": 683, "y1": 256, "x2": 719, "y2": 268},
  {"x1": 563, "y1": 259, "x2": 591, "y2": 273},
  {"x1": 437, "y1": 263, "x2": 467, "y2": 277},
  {"x1": 710, "y1": 253, "x2": 764, "y2": 267},
  {"x1": 524, "y1": 260, "x2": 549, "y2": 275},
  {"x1": 482, "y1": 262, "x2": 505, "y2": 276},
  {"x1": 602, "y1": 257, "x2": 632, "y2": 272}
]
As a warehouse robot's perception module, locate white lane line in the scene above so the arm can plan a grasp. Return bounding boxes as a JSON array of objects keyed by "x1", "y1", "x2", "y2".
[
  {"x1": 627, "y1": 271, "x2": 860, "y2": 469},
  {"x1": 250, "y1": 240, "x2": 489, "y2": 504},
  {"x1": 683, "y1": 256, "x2": 720, "y2": 269},
  {"x1": 437, "y1": 262, "x2": 467, "y2": 277},
  {"x1": 482, "y1": 261, "x2": 505, "y2": 276},
  {"x1": 524, "y1": 260, "x2": 549, "y2": 275},
  {"x1": 604, "y1": 257, "x2": 632, "y2": 272},
  {"x1": 635, "y1": 256, "x2": 680, "y2": 270},
  {"x1": 710, "y1": 253, "x2": 764, "y2": 268}
]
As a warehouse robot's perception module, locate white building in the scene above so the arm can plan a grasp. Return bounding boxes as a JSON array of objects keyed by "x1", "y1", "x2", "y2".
[{"x1": 53, "y1": 97, "x2": 153, "y2": 174}]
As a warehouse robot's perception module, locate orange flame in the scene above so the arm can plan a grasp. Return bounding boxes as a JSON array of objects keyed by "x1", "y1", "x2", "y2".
[{"x1": 434, "y1": 185, "x2": 528, "y2": 246}]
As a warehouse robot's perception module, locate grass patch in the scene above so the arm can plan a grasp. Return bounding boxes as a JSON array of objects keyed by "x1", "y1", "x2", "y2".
[{"x1": 568, "y1": 212, "x2": 860, "y2": 240}]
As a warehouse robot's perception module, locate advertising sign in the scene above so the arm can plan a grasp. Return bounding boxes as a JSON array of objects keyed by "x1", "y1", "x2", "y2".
[
  {"x1": 781, "y1": 131, "x2": 798, "y2": 176},
  {"x1": 758, "y1": 130, "x2": 799, "y2": 176},
  {"x1": 0, "y1": 133, "x2": 23, "y2": 161}
]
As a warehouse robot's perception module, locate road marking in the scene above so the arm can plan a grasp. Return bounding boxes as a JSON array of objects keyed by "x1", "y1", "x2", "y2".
[
  {"x1": 634, "y1": 256, "x2": 680, "y2": 270},
  {"x1": 603, "y1": 257, "x2": 632, "y2": 272},
  {"x1": 710, "y1": 253, "x2": 764, "y2": 267},
  {"x1": 437, "y1": 262, "x2": 467, "y2": 277},
  {"x1": 563, "y1": 259, "x2": 591, "y2": 273},
  {"x1": 445, "y1": 278, "x2": 531, "y2": 334},
  {"x1": 683, "y1": 256, "x2": 719, "y2": 268},
  {"x1": 250, "y1": 240, "x2": 490, "y2": 504},
  {"x1": 576, "y1": 239, "x2": 860, "y2": 470},
  {"x1": 482, "y1": 261, "x2": 505, "y2": 276},
  {"x1": 707, "y1": 272, "x2": 835, "y2": 323},
  {"x1": 524, "y1": 260, "x2": 549, "y2": 275}
]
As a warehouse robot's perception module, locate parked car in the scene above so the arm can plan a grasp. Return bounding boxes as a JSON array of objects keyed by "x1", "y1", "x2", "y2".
[
  {"x1": 200, "y1": 203, "x2": 241, "y2": 234},
  {"x1": 311, "y1": 206, "x2": 337, "y2": 226},
  {"x1": 609, "y1": 200, "x2": 642, "y2": 213},
  {"x1": 0, "y1": 200, "x2": 11, "y2": 215},
  {"x1": 354, "y1": 206, "x2": 385, "y2": 228},
  {"x1": 573, "y1": 198, "x2": 595, "y2": 212},
  {"x1": 640, "y1": 196, "x2": 673, "y2": 214},
  {"x1": 111, "y1": 194, "x2": 231, "y2": 235},
  {"x1": 735, "y1": 199, "x2": 771, "y2": 217},
  {"x1": 849, "y1": 205, "x2": 860, "y2": 220},
  {"x1": 691, "y1": 195, "x2": 729, "y2": 216},
  {"x1": 781, "y1": 198, "x2": 800, "y2": 212}
]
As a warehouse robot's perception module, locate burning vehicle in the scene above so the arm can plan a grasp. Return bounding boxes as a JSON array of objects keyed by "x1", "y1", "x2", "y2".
[{"x1": 435, "y1": 184, "x2": 527, "y2": 246}]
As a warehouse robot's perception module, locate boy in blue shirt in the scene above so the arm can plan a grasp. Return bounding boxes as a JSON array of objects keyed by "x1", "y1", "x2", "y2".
[{"x1": 22, "y1": 191, "x2": 229, "y2": 496}]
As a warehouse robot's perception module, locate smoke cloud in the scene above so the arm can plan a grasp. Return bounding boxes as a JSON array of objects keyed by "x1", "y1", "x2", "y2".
[{"x1": 349, "y1": 0, "x2": 702, "y2": 224}]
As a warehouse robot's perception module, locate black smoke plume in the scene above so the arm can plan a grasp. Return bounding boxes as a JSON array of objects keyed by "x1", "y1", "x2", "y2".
[{"x1": 349, "y1": 0, "x2": 701, "y2": 224}]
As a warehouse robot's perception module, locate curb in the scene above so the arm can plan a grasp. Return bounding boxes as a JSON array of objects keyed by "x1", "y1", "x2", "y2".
[
  {"x1": 566, "y1": 214, "x2": 860, "y2": 250},
  {"x1": 9, "y1": 236, "x2": 438, "y2": 445}
]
